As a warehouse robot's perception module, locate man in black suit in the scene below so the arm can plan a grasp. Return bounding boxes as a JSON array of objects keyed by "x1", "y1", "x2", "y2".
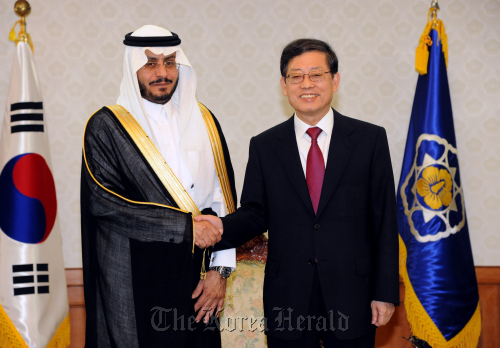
[{"x1": 196, "y1": 39, "x2": 399, "y2": 347}]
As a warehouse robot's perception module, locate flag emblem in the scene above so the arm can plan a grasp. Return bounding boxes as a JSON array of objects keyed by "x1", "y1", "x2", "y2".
[
  {"x1": 400, "y1": 134, "x2": 465, "y2": 243},
  {"x1": 12, "y1": 263, "x2": 50, "y2": 296},
  {"x1": 0, "y1": 153, "x2": 57, "y2": 244}
]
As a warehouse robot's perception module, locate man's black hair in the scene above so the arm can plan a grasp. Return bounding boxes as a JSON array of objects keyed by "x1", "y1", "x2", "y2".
[{"x1": 280, "y1": 38, "x2": 338, "y2": 77}]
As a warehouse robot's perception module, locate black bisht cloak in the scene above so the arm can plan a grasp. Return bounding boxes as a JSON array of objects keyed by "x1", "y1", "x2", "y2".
[{"x1": 81, "y1": 106, "x2": 237, "y2": 348}]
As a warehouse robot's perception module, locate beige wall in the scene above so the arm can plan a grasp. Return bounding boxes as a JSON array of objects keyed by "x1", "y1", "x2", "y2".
[{"x1": 0, "y1": 0, "x2": 499, "y2": 267}]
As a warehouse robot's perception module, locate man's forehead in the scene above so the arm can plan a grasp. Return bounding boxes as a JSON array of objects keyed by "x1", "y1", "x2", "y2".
[
  {"x1": 290, "y1": 66, "x2": 323, "y2": 71},
  {"x1": 144, "y1": 50, "x2": 177, "y2": 59},
  {"x1": 288, "y1": 51, "x2": 328, "y2": 71}
]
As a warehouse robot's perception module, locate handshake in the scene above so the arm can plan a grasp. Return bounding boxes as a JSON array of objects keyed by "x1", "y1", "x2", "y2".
[{"x1": 193, "y1": 215, "x2": 224, "y2": 248}]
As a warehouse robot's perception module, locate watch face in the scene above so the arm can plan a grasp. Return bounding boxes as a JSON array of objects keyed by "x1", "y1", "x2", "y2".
[{"x1": 221, "y1": 267, "x2": 232, "y2": 278}]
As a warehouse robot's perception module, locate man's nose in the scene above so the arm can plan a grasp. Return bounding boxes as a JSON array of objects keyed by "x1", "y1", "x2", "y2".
[{"x1": 155, "y1": 63, "x2": 168, "y2": 77}]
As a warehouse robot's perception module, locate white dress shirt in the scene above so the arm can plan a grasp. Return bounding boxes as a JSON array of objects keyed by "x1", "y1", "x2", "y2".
[
  {"x1": 143, "y1": 98, "x2": 235, "y2": 269},
  {"x1": 294, "y1": 108, "x2": 334, "y2": 175}
]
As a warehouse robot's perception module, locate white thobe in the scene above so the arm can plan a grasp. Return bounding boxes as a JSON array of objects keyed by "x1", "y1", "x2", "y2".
[{"x1": 143, "y1": 98, "x2": 236, "y2": 269}]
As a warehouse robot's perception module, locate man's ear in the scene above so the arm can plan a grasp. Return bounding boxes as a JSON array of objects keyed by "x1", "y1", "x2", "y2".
[
  {"x1": 280, "y1": 76, "x2": 288, "y2": 96},
  {"x1": 332, "y1": 72, "x2": 340, "y2": 93}
]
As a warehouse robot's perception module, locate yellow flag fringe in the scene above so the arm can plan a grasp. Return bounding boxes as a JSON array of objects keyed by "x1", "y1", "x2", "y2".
[
  {"x1": 399, "y1": 236, "x2": 481, "y2": 347},
  {"x1": 0, "y1": 303, "x2": 70, "y2": 348},
  {"x1": 0, "y1": 303, "x2": 28, "y2": 348}
]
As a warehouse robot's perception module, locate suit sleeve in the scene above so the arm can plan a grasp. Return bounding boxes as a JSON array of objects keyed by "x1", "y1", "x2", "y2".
[
  {"x1": 214, "y1": 137, "x2": 268, "y2": 250},
  {"x1": 206, "y1": 112, "x2": 237, "y2": 267},
  {"x1": 369, "y1": 127, "x2": 400, "y2": 305}
]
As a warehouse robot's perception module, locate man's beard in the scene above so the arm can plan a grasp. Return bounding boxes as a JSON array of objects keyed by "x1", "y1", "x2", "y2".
[{"x1": 139, "y1": 77, "x2": 179, "y2": 104}]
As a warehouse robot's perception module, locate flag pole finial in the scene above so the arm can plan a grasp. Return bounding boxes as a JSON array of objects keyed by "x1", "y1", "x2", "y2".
[
  {"x1": 14, "y1": 0, "x2": 31, "y2": 17},
  {"x1": 429, "y1": 0, "x2": 439, "y2": 25},
  {"x1": 10, "y1": 0, "x2": 33, "y2": 51},
  {"x1": 430, "y1": 0, "x2": 440, "y2": 11}
]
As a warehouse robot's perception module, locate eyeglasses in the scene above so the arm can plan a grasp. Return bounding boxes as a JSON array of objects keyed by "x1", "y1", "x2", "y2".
[
  {"x1": 286, "y1": 69, "x2": 331, "y2": 84},
  {"x1": 142, "y1": 60, "x2": 179, "y2": 71}
]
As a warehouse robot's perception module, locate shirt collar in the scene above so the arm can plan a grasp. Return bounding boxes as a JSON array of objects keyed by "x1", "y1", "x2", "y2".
[
  {"x1": 142, "y1": 98, "x2": 164, "y2": 122},
  {"x1": 294, "y1": 108, "x2": 334, "y2": 138}
]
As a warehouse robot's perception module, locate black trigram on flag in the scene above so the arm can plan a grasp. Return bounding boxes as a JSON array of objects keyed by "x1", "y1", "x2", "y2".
[
  {"x1": 10, "y1": 102, "x2": 44, "y2": 134},
  {"x1": 12, "y1": 263, "x2": 49, "y2": 295}
]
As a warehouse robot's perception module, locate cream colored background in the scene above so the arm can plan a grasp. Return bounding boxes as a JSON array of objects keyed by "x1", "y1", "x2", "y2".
[{"x1": 0, "y1": 0, "x2": 499, "y2": 267}]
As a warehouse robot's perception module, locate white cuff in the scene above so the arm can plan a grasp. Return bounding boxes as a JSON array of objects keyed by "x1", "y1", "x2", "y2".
[{"x1": 210, "y1": 248, "x2": 236, "y2": 271}]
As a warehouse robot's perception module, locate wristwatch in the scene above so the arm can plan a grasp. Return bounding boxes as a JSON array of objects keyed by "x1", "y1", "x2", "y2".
[{"x1": 209, "y1": 266, "x2": 233, "y2": 279}]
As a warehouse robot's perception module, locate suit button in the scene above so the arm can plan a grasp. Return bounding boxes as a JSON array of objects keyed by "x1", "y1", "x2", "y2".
[
  {"x1": 314, "y1": 224, "x2": 320, "y2": 230},
  {"x1": 308, "y1": 259, "x2": 316, "y2": 265}
]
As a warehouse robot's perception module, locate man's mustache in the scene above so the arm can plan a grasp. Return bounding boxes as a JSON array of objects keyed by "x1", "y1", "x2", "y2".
[{"x1": 149, "y1": 77, "x2": 173, "y2": 86}]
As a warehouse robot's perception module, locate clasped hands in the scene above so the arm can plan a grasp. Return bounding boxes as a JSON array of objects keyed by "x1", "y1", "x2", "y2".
[{"x1": 193, "y1": 215, "x2": 223, "y2": 248}]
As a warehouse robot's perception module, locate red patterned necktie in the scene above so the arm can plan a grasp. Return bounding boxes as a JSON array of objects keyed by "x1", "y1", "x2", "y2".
[{"x1": 306, "y1": 127, "x2": 325, "y2": 214}]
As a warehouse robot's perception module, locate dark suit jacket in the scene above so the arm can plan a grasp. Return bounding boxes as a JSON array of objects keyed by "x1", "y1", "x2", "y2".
[{"x1": 215, "y1": 109, "x2": 399, "y2": 340}]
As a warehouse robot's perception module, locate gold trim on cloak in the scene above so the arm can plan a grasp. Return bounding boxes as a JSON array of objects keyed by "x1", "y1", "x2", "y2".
[
  {"x1": 106, "y1": 104, "x2": 202, "y2": 216},
  {"x1": 198, "y1": 102, "x2": 236, "y2": 214},
  {"x1": 82, "y1": 108, "x2": 189, "y2": 214}
]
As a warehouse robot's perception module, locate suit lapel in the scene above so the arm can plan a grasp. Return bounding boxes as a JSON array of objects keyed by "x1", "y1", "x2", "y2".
[
  {"x1": 315, "y1": 110, "x2": 354, "y2": 219},
  {"x1": 273, "y1": 117, "x2": 315, "y2": 215}
]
